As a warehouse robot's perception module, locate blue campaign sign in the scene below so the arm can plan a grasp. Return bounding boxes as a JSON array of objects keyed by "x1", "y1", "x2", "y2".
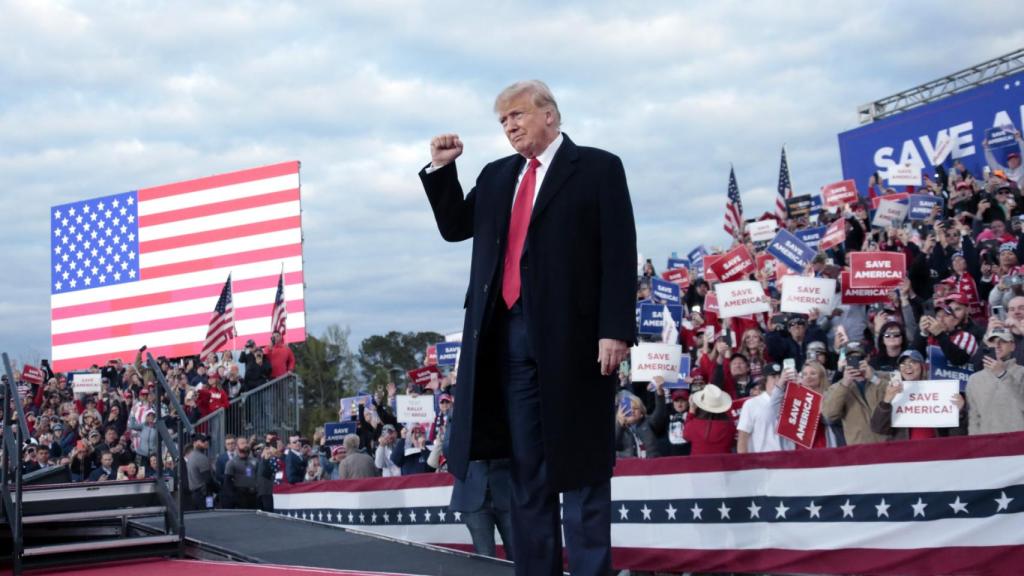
[
  {"x1": 810, "y1": 195, "x2": 823, "y2": 215},
  {"x1": 838, "y1": 69, "x2": 1024, "y2": 192},
  {"x1": 650, "y1": 277, "x2": 681, "y2": 304},
  {"x1": 638, "y1": 303, "x2": 683, "y2": 335},
  {"x1": 667, "y1": 257, "x2": 689, "y2": 270},
  {"x1": 908, "y1": 194, "x2": 945, "y2": 221},
  {"x1": 324, "y1": 421, "x2": 358, "y2": 445},
  {"x1": 766, "y1": 229, "x2": 817, "y2": 272},
  {"x1": 795, "y1": 226, "x2": 827, "y2": 249},
  {"x1": 435, "y1": 342, "x2": 461, "y2": 366},
  {"x1": 666, "y1": 356, "x2": 692, "y2": 389},
  {"x1": 687, "y1": 245, "x2": 707, "y2": 273},
  {"x1": 928, "y1": 345, "x2": 972, "y2": 392}
]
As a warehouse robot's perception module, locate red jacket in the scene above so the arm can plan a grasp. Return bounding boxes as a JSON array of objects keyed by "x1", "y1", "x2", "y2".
[
  {"x1": 266, "y1": 342, "x2": 295, "y2": 379},
  {"x1": 197, "y1": 386, "x2": 230, "y2": 416},
  {"x1": 683, "y1": 417, "x2": 736, "y2": 455}
]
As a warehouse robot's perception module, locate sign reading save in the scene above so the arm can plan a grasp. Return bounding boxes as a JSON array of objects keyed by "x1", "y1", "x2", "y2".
[
  {"x1": 849, "y1": 252, "x2": 906, "y2": 289},
  {"x1": 776, "y1": 383, "x2": 823, "y2": 449}
]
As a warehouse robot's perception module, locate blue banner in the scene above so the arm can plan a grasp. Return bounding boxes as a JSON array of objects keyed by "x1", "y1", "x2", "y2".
[
  {"x1": 667, "y1": 257, "x2": 689, "y2": 270},
  {"x1": 838, "y1": 69, "x2": 1024, "y2": 193},
  {"x1": 795, "y1": 226, "x2": 827, "y2": 249},
  {"x1": 688, "y1": 245, "x2": 707, "y2": 275},
  {"x1": 638, "y1": 303, "x2": 683, "y2": 336},
  {"x1": 666, "y1": 355, "x2": 691, "y2": 389},
  {"x1": 908, "y1": 194, "x2": 945, "y2": 221},
  {"x1": 339, "y1": 395, "x2": 372, "y2": 420},
  {"x1": 324, "y1": 421, "x2": 358, "y2": 445},
  {"x1": 435, "y1": 342, "x2": 461, "y2": 366},
  {"x1": 650, "y1": 277, "x2": 682, "y2": 304},
  {"x1": 766, "y1": 229, "x2": 817, "y2": 272},
  {"x1": 927, "y1": 345, "x2": 972, "y2": 392}
]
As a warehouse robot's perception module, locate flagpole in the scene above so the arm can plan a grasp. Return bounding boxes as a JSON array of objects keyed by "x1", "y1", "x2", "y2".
[{"x1": 229, "y1": 273, "x2": 237, "y2": 358}]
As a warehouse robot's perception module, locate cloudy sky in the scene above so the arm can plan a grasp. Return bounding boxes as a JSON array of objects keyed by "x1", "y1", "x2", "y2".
[{"x1": 1, "y1": 0, "x2": 1019, "y2": 363}]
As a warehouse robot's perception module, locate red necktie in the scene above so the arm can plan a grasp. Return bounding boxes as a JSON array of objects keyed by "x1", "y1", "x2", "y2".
[{"x1": 502, "y1": 158, "x2": 541, "y2": 308}]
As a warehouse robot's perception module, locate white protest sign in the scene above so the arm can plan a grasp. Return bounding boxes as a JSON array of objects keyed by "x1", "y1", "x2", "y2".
[
  {"x1": 887, "y1": 162, "x2": 922, "y2": 187},
  {"x1": 891, "y1": 380, "x2": 960, "y2": 428},
  {"x1": 396, "y1": 395, "x2": 436, "y2": 423},
  {"x1": 872, "y1": 198, "x2": 908, "y2": 228},
  {"x1": 747, "y1": 219, "x2": 778, "y2": 243},
  {"x1": 714, "y1": 280, "x2": 770, "y2": 319},
  {"x1": 73, "y1": 373, "x2": 102, "y2": 396},
  {"x1": 630, "y1": 343, "x2": 682, "y2": 383},
  {"x1": 780, "y1": 276, "x2": 836, "y2": 315}
]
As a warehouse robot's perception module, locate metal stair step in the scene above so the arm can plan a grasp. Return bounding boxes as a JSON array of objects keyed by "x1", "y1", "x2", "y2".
[
  {"x1": 23, "y1": 505, "x2": 167, "y2": 525},
  {"x1": 23, "y1": 534, "x2": 179, "y2": 557}
]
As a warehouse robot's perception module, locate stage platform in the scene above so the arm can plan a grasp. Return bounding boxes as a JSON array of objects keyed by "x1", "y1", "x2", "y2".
[{"x1": 130, "y1": 510, "x2": 515, "y2": 576}]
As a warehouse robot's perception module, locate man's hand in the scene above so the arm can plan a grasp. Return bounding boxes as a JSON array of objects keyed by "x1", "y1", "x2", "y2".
[
  {"x1": 983, "y1": 355, "x2": 1006, "y2": 375},
  {"x1": 597, "y1": 339, "x2": 629, "y2": 376},
  {"x1": 430, "y1": 134, "x2": 464, "y2": 167}
]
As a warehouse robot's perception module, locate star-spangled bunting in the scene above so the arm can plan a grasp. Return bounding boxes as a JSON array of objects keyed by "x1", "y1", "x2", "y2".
[{"x1": 281, "y1": 484, "x2": 1021, "y2": 529}]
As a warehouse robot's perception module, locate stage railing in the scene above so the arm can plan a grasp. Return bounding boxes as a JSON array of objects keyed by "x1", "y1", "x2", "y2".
[
  {"x1": 2, "y1": 352, "x2": 25, "y2": 575},
  {"x1": 146, "y1": 353, "x2": 187, "y2": 557}
]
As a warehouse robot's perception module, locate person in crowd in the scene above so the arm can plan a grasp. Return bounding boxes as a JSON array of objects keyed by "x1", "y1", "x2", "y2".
[
  {"x1": 375, "y1": 424, "x2": 402, "y2": 477},
  {"x1": 871, "y1": 320, "x2": 909, "y2": 373},
  {"x1": 766, "y1": 314, "x2": 827, "y2": 371},
  {"x1": 129, "y1": 409, "x2": 158, "y2": 467},
  {"x1": 450, "y1": 459, "x2": 514, "y2": 561},
  {"x1": 871, "y1": 350, "x2": 966, "y2": 440},
  {"x1": 243, "y1": 347, "x2": 272, "y2": 392},
  {"x1": 256, "y1": 443, "x2": 279, "y2": 510},
  {"x1": 88, "y1": 451, "x2": 117, "y2": 482},
  {"x1": 215, "y1": 435, "x2": 236, "y2": 492},
  {"x1": 197, "y1": 373, "x2": 230, "y2": 417},
  {"x1": 116, "y1": 461, "x2": 144, "y2": 481},
  {"x1": 738, "y1": 363, "x2": 785, "y2": 453},
  {"x1": 390, "y1": 425, "x2": 434, "y2": 475},
  {"x1": 648, "y1": 377, "x2": 691, "y2": 457},
  {"x1": 304, "y1": 450, "x2": 324, "y2": 481},
  {"x1": 914, "y1": 297, "x2": 982, "y2": 365},
  {"x1": 823, "y1": 348, "x2": 888, "y2": 445},
  {"x1": 266, "y1": 331, "x2": 296, "y2": 379},
  {"x1": 776, "y1": 361, "x2": 840, "y2": 449},
  {"x1": 319, "y1": 444, "x2": 346, "y2": 481},
  {"x1": 737, "y1": 328, "x2": 771, "y2": 383},
  {"x1": 614, "y1": 393, "x2": 659, "y2": 459},
  {"x1": 187, "y1": 434, "x2": 216, "y2": 510},
  {"x1": 683, "y1": 384, "x2": 736, "y2": 455},
  {"x1": 284, "y1": 434, "x2": 307, "y2": 483},
  {"x1": 225, "y1": 442, "x2": 259, "y2": 509},
  {"x1": 728, "y1": 353, "x2": 756, "y2": 398},
  {"x1": 967, "y1": 326, "x2": 1024, "y2": 434},
  {"x1": 338, "y1": 434, "x2": 378, "y2": 479}
]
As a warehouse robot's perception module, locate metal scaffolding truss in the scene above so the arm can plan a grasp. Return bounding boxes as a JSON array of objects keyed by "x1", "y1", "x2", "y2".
[{"x1": 857, "y1": 48, "x2": 1024, "y2": 125}]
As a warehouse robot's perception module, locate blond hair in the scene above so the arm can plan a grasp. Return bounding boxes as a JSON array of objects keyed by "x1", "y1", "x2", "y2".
[{"x1": 494, "y1": 80, "x2": 561, "y2": 126}]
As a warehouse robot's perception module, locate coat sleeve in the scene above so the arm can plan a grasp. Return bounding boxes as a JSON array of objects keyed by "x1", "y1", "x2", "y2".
[
  {"x1": 870, "y1": 401, "x2": 895, "y2": 436},
  {"x1": 822, "y1": 383, "x2": 850, "y2": 422},
  {"x1": 597, "y1": 156, "x2": 638, "y2": 344},
  {"x1": 420, "y1": 162, "x2": 476, "y2": 243},
  {"x1": 966, "y1": 381, "x2": 981, "y2": 435}
]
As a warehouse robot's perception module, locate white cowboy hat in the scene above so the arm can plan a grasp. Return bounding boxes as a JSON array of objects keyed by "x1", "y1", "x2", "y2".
[{"x1": 691, "y1": 384, "x2": 732, "y2": 414}]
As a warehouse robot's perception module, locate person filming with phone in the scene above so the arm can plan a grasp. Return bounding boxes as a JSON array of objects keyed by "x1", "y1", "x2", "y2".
[{"x1": 966, "y1": 326, "x2": 1024, "y2": 435}]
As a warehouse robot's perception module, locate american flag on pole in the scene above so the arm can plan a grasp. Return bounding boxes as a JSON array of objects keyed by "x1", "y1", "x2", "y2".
[
  {"x1": 271, "y1": 267, "x2": 288, "y2": 336},
  {"x1": 274, "y1": 431, "x2": 1024, "y2": 576},
  {"x1": 723, "y1": 166, "x2": 743, "y2": 239},
  {"x1": 49, "y1": 162, "x2": 306, "y2": 372},
  {"x1": 777, "y1": 147, "x2": 793, "y2": 221},
  {"x1": 200, "y1": 275, "x2": 236, "y2": 361}
]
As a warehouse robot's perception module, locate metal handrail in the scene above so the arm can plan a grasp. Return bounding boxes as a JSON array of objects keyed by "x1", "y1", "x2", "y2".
[
  {"x1": 2, "y1": 353, "x2": 31, "y2": 440},
  {"x1": 228, "y1": 371, "x2": 297, "y2": 406},
  {"x1": 146, "y1": 353, "x2": 194, "y2": 435},
  {"x1": 145, "y1": 352, "x2": 186, "y2": 551}
]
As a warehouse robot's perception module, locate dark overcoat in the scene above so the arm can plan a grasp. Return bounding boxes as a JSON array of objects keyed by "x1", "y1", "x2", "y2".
[{"x1": 419, "y1": 134, "x2": 637, "y2": 491}]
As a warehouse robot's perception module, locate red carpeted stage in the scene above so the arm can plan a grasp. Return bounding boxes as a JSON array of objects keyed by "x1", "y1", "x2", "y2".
[{"x1": 30, "y1": 558, "x2": 415, "y2": 576}]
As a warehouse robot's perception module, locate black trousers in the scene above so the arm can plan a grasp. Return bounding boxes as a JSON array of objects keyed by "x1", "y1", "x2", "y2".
[{"x1": 501, "y1": 302, "x2": 611, "y2": 576}]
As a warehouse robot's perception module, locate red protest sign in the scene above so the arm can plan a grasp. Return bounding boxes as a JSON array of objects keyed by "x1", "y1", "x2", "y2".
[
  {"x1": 702, "y1": 291, "x2": 719, "y2": 327},
  {"x1": 849, "y1": 252, "x2": 906, "y2": 289},
  {"x1": 776, "y1": 383, "x2": 823, "y2": 449},
  {"x1": 703, "y1": 254, "x2": 725, "y2": 283},
  {"x1": 20, "y1": 364, "x2": 44, "y2": 386},
  {"x1": 709, "y1": 245, "x2": 755, "y2": 283},
  {"x1": 729, "y1": 396, "x2": 752, "y2": 424},
  {"x1": 870, "y1": 192, "x2": 909, "y2": 210},
  {"x1": 839, "y1": 270, "x2": 890, "y2": 304},
  {"x1": 425, "y1": 345, "x2": 438, "y2": 367},
  {"x1": 661, "y1": 268, "x2": 691, "y2": 290},
  {"x1": 407, "y1": 365, "x2": 440, "y2": 388},
  {"x1": 819, "y1": 218, "x2": 847, "y2": 251},
  {"x1": 820, "y1": 179, "x2": 860, "y2": 208}
]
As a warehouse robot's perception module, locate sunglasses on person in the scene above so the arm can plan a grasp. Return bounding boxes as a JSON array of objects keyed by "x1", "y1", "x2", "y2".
[{"x1": 883, "y1": 332, "x2": 902, "y2": 339}]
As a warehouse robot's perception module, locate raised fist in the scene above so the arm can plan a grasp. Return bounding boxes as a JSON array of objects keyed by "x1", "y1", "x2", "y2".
[{"x1": 430, "y1": 133, "x2": 464, "y2": 167}]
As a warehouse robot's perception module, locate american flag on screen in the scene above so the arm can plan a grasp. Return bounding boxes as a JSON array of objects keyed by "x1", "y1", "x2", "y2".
[
  {"x1": 776, "y1": 147, "x2": 792, "y2": 221},
  {"x1": 49, "y1": 161, "x2": 306, "y2": 372},
  {"x1": 723, "y1": 166, "x2": 743, "y2": 238}
]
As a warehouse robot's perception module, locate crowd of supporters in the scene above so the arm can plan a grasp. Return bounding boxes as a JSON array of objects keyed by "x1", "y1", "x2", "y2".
[{"x1": 4, "y1": 331, "x2": 295, "y2": 489}]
